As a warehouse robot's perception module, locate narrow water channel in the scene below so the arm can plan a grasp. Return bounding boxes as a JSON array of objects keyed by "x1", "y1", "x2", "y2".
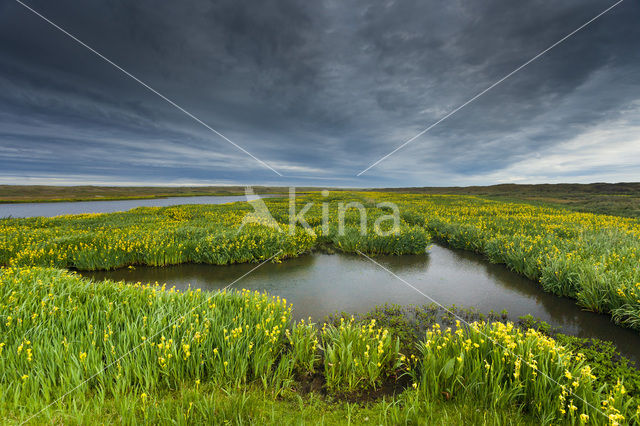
[
  {"x1": 82, "y1": 244, "x2": 640, "y2": 363},
  {"x1": 0, "y1": 194, "x2": 281, "y2": 218}
]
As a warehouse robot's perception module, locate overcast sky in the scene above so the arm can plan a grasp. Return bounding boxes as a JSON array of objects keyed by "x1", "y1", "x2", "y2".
[{"x1": 1, "y1": 0, "x2": 639, "y2": 187}]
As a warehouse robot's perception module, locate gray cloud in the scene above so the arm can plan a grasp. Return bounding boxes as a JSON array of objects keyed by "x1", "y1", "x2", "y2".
[{"x1": 1, "y1": 0, "x2": 639, "y2": 187}]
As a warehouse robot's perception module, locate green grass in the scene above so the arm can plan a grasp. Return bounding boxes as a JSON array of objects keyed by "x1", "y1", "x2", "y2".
[
  {"x1": 320, "y1": 317, "x2": 401, "y2": 393},
  {"x1": 11, "y1": 384, "x2": 539, "y2": 425},
  {"x1": 2, "y1": 267, "x2": 639, "y2": 424},
  {"x1": 557, "y1": 335, "x2": 640, "y2": 398},
  {"x1": 0, "y1": 194, "x2": 430, "y2": 271},
  {"x1": 412, "y1": 321, "x2": 631, "y2": 424},
  {"x1": 376, "y1": 182, "x2": 640, "y2": 219},
  {"x1": 0, "y1": 267, "x2": 295, "y2": 416}
]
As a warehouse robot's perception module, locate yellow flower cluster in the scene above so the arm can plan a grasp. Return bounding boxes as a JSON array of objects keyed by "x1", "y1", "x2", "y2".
[
  {"x1": 414, "y1": 319, "x2": 640, "y2": 424},
  {"x1": 0, "y1": 266, "x2": 295, "y2": 410},
  {"x1": 321, "y1": 316, "x2": 400, "y2": 392}
]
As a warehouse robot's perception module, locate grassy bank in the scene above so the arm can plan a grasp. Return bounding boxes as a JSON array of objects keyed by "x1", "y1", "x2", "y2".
[
  {"x1": 25, "y1": 384, "x2": 537, "y2": 425},
  {"x1": 376, "y1": 183, "x2": 640, "y2": 219},
  {"x1": 1, "y1": 267, "x2": 638, "y2": 424},
  {"x1": 0, "y1": 194, "x2": 430, "y2": 270}
]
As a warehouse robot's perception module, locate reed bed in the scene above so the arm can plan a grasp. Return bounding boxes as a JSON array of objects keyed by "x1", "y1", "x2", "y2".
[
  {"x1": 1, "y1": 267, "x2": 639, "y2": 424},
  {"x1": 412, "y1": 321, "x2": 639, "y2": 424},
  {"x1": 0, "y1": 266, "x2": 295, "y2": 421}
]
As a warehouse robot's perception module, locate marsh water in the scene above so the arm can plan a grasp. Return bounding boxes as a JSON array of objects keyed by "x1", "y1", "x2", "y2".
[
  {"x1": 83, "y1": 244, "x2": 640, "y2": 363},
  {"x1": 0, "y1": 194, "x2": 281, "y2": 218}
]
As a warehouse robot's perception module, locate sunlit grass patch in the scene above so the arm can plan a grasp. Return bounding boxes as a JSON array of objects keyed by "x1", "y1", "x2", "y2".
[
  {"x1": 1, "y1": 267, "x2": 640, "y2": 424},
  {"x1": 0, "y1": 267, "x2": 294, "y2": 414},
  {"x1": 411, "y1": 321, "x2": 640, "y2": 424}
]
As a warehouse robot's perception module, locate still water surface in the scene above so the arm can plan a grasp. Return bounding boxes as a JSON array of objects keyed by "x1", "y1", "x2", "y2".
[
  {"x1": 83, "y1": 244, "x2": 640, "y2": 362},
  {"x1": 0, "y1": 194, "x2": 280, "y2": 218}
]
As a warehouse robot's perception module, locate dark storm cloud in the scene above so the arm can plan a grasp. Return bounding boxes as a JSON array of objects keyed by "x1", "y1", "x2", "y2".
[{"x1": 0, "y1": 0, "x2": 639, "y2": 186}]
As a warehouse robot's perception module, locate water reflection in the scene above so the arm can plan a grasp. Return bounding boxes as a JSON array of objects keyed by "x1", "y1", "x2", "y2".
[{"x1": 82, "y1": 244, "x2": 640, "y2": 362}]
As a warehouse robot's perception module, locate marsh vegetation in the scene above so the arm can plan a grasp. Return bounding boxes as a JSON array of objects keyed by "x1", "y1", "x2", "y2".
[{"x1": 1, "y1": 191, "x2": 640, "y2": 424}]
